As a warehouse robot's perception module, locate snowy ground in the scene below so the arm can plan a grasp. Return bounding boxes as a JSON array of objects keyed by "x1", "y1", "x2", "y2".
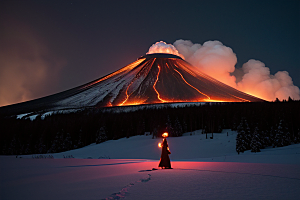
[{"x1": 1, "y1": 130, "x2": 300, "y2": 200}]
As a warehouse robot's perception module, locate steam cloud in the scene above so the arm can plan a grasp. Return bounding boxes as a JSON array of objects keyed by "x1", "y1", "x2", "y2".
[
  {"x1": 0, "y1": 20, "x2": 65, "y2": 107},
  {"x1": 147, "y1": 41, "x2": 185, "y2": 59},
  {"x1": 173, "y1": 39, "x2": 300, "y2": 101}
]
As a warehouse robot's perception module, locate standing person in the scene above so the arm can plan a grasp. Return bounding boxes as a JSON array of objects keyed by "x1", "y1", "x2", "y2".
[{"x1": 159, "y1": 136, "x2": 171, "y2": 169}]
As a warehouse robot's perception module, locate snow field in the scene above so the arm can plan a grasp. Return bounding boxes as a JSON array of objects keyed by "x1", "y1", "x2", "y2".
[
  {"x1": 1, "y1": 158, "x2": 299, "y2": 200},
  {"x1": 1, "y1": 130, "x2": 300, "y2": 199},
  {"x1": 26, "y1": 129, "x2": 300, "y2": 164}
]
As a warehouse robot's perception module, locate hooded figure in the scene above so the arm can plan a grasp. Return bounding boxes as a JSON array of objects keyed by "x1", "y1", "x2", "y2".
[{"x1": 159, "y1": 138, "x2": 171, "y2": 169}]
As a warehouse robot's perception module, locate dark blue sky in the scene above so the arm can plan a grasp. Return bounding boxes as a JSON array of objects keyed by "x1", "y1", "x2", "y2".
[{"x1": 0, "y1": 0, "x2": 299, "y2": 105}]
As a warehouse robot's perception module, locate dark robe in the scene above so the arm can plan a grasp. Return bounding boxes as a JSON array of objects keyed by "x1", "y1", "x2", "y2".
[{"x1": 158, "y1": 138, "x2": 171, "y2": 169}]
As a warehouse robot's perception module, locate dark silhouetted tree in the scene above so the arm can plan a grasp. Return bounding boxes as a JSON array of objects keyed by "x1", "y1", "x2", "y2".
[
  {"x1": 236, "y1": 118, "x2": 251, "y2": 154},
  {"x1": 173, "y1": 117, "x2": 183, "y2": 137},
  {"x1": 96, "y1": 127, "x2": 107, "y2": 144},
  {"x1": 63, "y1": 133, "x2": 72, "y2": 151},
  {"x1": 273, "y1": 119, "x2": 291, "y2": 147},
  {"x1": 250, "y1": 127, "x2": 261, "y2": 152}
]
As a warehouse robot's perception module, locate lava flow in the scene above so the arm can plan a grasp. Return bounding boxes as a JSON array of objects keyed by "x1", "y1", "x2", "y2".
[
  {"x1": 173, "y1": 67, "x2": 210, "y2": 100},
  {"x1": 114, "y1": 53, "x2": 264, "y2": 106},
  {"x1": 153, "y1": 65, "x2": 168, "y2": 103},
  {"x1": 53, "y1": 53, "x2": 264, "y2": 109}
]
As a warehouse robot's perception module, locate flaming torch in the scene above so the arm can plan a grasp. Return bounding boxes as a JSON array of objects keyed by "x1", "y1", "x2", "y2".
[
  {"x1": 158, "y1": 132, "x2": 169, "y2": 148},
  {"x1": 162, "y1": 132, "x2": 168, "y2": 138}
]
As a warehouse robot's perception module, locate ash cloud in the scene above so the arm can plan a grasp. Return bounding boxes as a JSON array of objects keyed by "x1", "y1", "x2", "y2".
[
  {"x1": 0, "y1": 20, "x2": 65, "y2": 107},
  {"x1": 174, "y1": 39, "x2": 300, "y2": 101}
]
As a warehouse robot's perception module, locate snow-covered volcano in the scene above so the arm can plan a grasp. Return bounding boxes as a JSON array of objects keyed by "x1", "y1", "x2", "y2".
[
  {"x1": 56, "y1": 53, "x2": 264, "y2": 108},
  {"x1": 0, "y1": 53, "x2": 265, "y2": 115}
]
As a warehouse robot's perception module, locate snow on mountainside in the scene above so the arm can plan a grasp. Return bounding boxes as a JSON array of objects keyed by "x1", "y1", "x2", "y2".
[
  {"x1": 0, "y1": 53, "x2": 265, "y2": 117},
  {"x1": 53, "y1": 53, "x2": 264, "y2": 110}
]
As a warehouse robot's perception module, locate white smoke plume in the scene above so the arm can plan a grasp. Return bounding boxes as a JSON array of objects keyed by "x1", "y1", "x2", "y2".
[
  {"x1": 174, "y1": 40, "x2": 237, "y2": 88},
  {"x1": 0, "y1": 20, "x2": 65, "y2": 107},
  {"x1": 173, "y1": 39, "x2": 300, "y2": 101},
  {"x1": 237, "y1": 59, "x2": 300, "y2": 101},
  {"x1": 147, "y1": 41, "x2": 185, "y2": 59}
]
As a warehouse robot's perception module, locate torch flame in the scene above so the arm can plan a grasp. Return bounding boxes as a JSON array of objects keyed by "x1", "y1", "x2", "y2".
[
  {"x1": 162, "y1": 132, "x2": 168, "y2": 138},
  {"x1": 158, "y1": 142, "x2": 162, "y2": 148}
]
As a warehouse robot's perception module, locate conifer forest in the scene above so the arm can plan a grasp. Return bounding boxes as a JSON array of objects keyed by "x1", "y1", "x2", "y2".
[{"x1": 1, "y1": 100, "x2": 299, "y2": 155}]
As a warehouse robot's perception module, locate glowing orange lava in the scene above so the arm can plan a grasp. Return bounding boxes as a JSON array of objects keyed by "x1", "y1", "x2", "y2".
[
  {"x1": 76, "y1": 54, "x2": 264, "y2": 108},
  {"x1": 230, "y1": 94, "x2": 251, "y2": 102},
  {"x1": 203, "y1": 99, "x2": 232, "y2": 102},
  {"x1": 153, "y1": 65, "x2": 169, "y2": 103},
  {"x1": 119, "y1": 81, "x2": 134, "y2": 106},
  {"x1": 158, "y1": 142, "x2": 162, "y2": 148},
  {"x1": 173, "y1": 67, "x2": 211, "y2": 100},
  {"x1": 244, "y1": 91, "x2": 266, "y2": 101}
]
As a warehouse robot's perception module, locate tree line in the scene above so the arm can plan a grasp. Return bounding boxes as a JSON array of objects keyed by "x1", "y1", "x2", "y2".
[{"x1": 0, "y1": 100, "x2": 299, "y2": 155}]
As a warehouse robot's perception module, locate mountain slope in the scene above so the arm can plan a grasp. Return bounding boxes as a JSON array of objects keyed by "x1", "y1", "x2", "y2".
[
  {"x1": 0, "y1": 53, "x2": 264, "y2": 116},
  {"x1": 55, "y1": 53, "x2": 264, "y2": 108}
]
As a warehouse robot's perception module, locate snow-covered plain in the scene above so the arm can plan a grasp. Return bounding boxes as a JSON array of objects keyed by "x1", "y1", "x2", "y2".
[{"x1": 1, "y1": 130, "x2": 300, "y2": 200}]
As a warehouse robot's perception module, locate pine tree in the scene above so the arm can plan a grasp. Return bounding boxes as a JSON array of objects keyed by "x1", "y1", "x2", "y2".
[
  {"x1": 62, "y1": 133, "x2": 72, "y2": 151},
  {"x1": 77, "y1": 129, "x2": 84, "y2": 148},
  {"x1": 8, "y1": 134, "x2": 18, "y2": 155},
  {"x1": 250, "y1": 127, "x2": 261, "y2": 152},
  {"x1": 36, "y1": 137, "x2": 47, "y2": 154},
  {"x1": 138, "y1": 119, "x2": 146, "y2": 135},
  {"x1": 294, "y1": 129, "x2": 300, "y2": 144},
  {"x1": 236, "y1": 118, "x2": 251, "y2": 153},
  {"x1": 96, "y1": 127, "x2": 107, "y2": 144},
  {"x1": 48, "y1": 130, "x2": 64, "y2": 153},
  {"x1": 288, "y1": 96, "x2": 293, "y2": 102},
  {"x1": 273, "y1": 120, "x2": 284, "y2": 147},
  {"x1": 173, "y1": 117, "x2": 183, "y2": 137},
  {"x1": 273, "y1": 119, "x2": 291, "y2": 147},
  {"x1": 236, "y1": 131, "x2": 246, "y2": 154},
  {"x1": 2, "y1": 142, "x2": 8, "y2": 155},
  {"x1": 166, "y1": 115, "x2": 174, "y2": 137},
  {"x1": 152, "y1": 127, "x2": 158, "y2": 139},
  {"x1": 260, "y1": 129, "x2": 269, "y2": 148},
  {"x1": 269, "y1": 126, "x2": 275, "y2": 147},
  {"x1": 182, "y1": 120, "x2": 188, "y2": 134}
]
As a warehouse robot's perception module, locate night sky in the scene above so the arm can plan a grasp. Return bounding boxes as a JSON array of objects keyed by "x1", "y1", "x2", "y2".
[{"x1": 0, "y1": 0, "x2": 299, "y2": 106}]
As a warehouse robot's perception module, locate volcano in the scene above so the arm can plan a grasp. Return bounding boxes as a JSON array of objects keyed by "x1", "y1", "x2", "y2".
[
  {"x1": 54, "y1": 53, "x2": 264, "y2": 107},
  {"x1": 0, "y1": 53, "x2": 264, "y2": 115}
]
